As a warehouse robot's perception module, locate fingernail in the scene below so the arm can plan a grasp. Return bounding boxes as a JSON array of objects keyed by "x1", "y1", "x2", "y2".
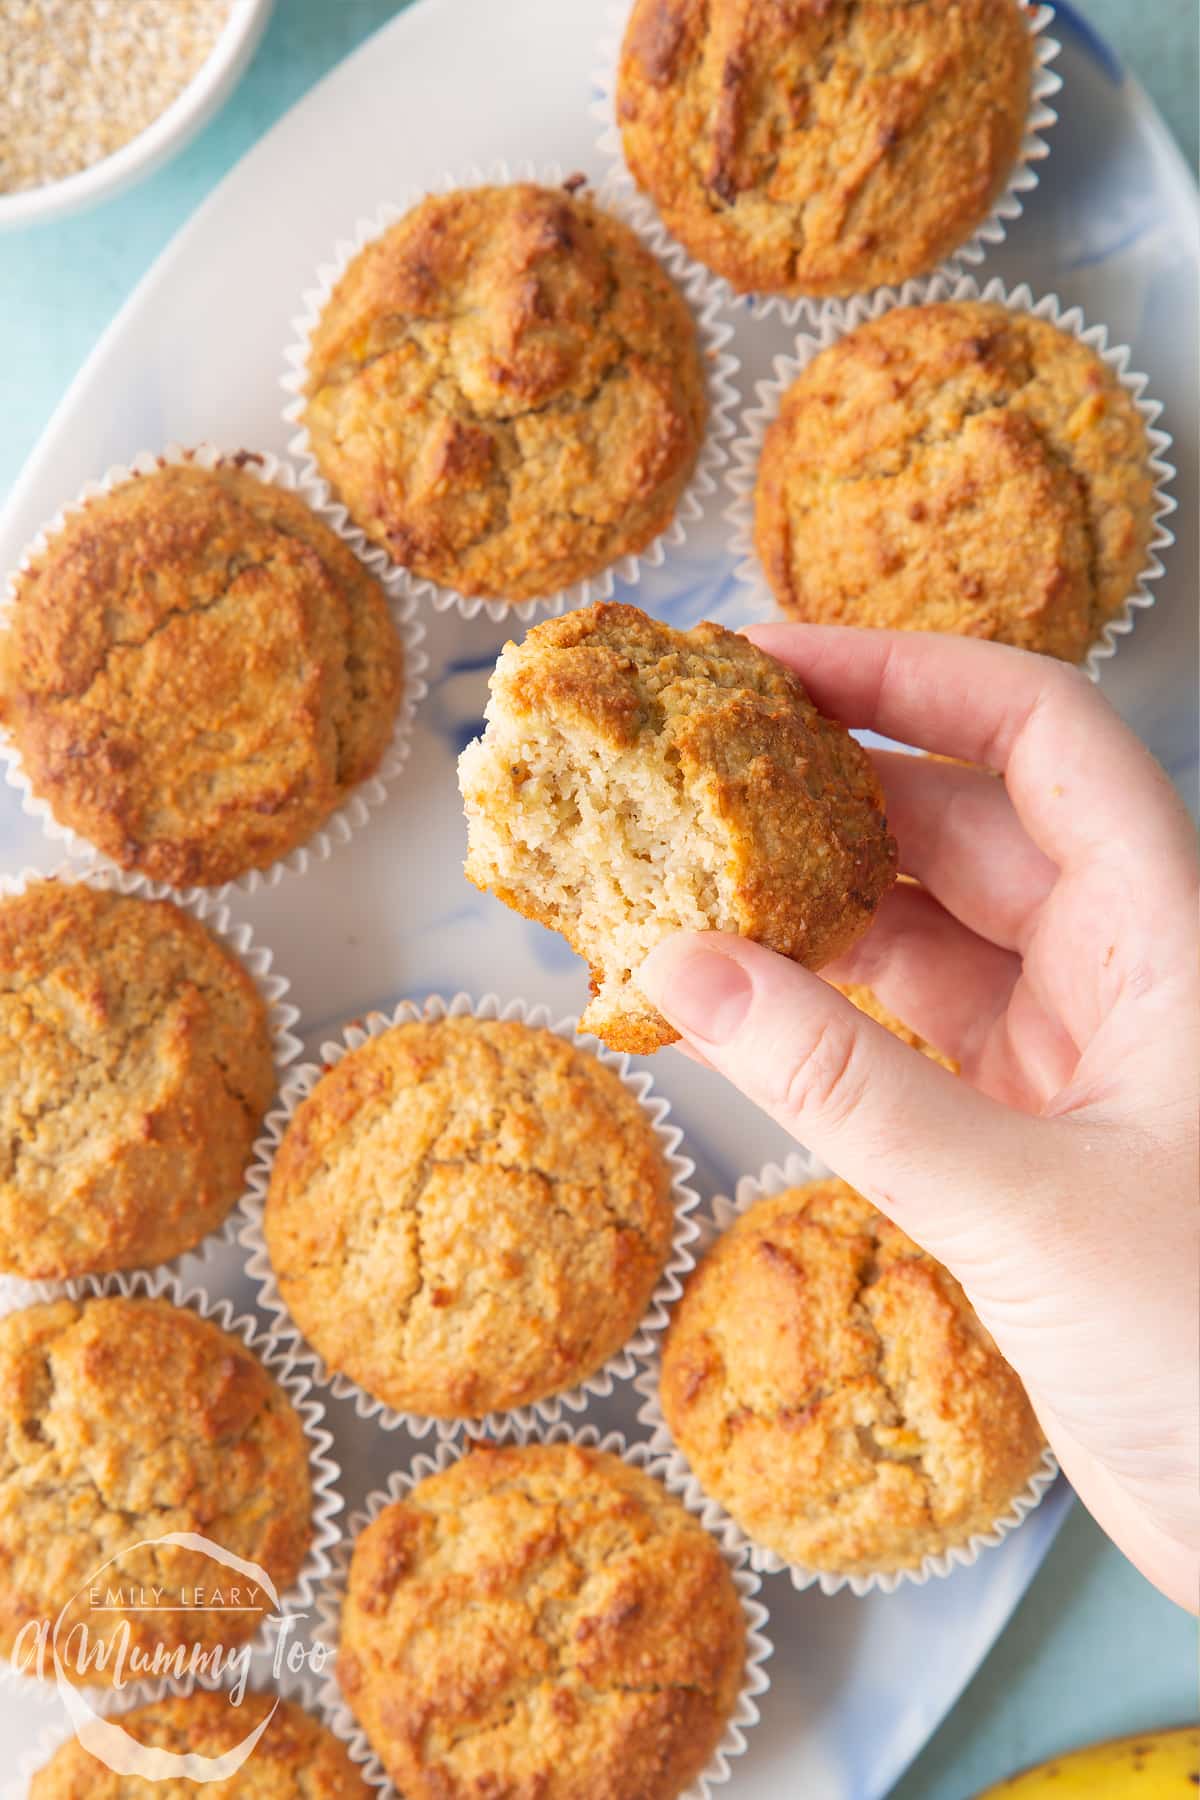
[{"x1": 640, "y1": 941, "x2": 752, "y2": 1045}]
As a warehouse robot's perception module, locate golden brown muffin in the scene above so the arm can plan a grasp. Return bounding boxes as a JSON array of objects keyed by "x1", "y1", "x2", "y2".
[
  {"x1": 0, "y1": 459, "x2": 403, "y2": 887},
  {"x1": 833, "y1": 981, "x2": 958, "y2": 1073},
  {"x1": 338, "y1": 1441, "x2": 746, "y2": 1800},
  {"x1": 0, "y1": 880, "x2": 276, "y2": 1280},
  {"x1": 616, "y1": 0, "x2": 1034, "y2": 299},
  {"x1": 264, "y1": 1015, "x2": 676, "y2": 1418},
  {"x1": 302, "y1": 181, "x2": 708, "y2": 601},
  {"x1": 660, "y1": 1180, "x2": 1047, "y2": 1575},
  {"x1": 0, "y1": 1295, "x2": 313, "y2": 1685},
  {"x1": 29, "y1": 1690, "x2": 370, "y2": 1798},
  {"x1": 459, "y1": 602, "x2": 897, "y2": 1053},
  {"x1": 754, "y1": 301, "x2": 1157, "y2": 659}
]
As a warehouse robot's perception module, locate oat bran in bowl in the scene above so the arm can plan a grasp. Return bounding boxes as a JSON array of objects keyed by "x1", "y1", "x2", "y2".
[{"x1": 0, "y1": 0, "x2": 274, "y2": 228}]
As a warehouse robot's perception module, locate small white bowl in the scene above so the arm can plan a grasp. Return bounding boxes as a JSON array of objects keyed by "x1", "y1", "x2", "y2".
[{"x1": 0, "y1": 0, "x2": 274, "y2": 231}]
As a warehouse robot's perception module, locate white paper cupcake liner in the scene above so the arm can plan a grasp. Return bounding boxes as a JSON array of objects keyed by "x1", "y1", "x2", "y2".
[
  {"x1": 280, "y1": 159, "x2": 740, "y2": 625},
  {"x1": 0, "y1": 1267, "x2": 344, "y2": 1697},
  {"x1": 592, "y1": 1, "x2": 1062, "y2": 325},
  {"x1": 0, "y1": 443, "x2": 429, "y2": 903},
  {"x1": 313, "y1": 1422, "x2": 772, "y2": 1800},
  {"x1": 3, "y1": 1656, "x2": 360, "y2": 1799},
  {"x1": 239, "y1": 990, "x2": 702, "y2": 1442},
  {"x1": 726, "y1": 272, "x2": 1177, "y2": 679},
  {"x1": 637, "y1": 1147, "x2": 1060, "y2": 1598},
  {"x1": 0, "y1": 861, "x2": 302, "y2": 1298}
]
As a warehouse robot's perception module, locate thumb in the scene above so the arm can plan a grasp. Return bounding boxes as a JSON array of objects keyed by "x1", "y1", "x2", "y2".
[{"x1": 638, "y1": 931, "x2": 1064, "y2": 1277}]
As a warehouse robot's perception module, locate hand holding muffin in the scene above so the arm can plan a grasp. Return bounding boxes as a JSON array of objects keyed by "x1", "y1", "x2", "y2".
[
  {"x1": 459, "y1": 601, "x2": 897, "y2": 1051},
  {"x1": 640, "y1": 624, "x2": 1200, "y2": 1612}
]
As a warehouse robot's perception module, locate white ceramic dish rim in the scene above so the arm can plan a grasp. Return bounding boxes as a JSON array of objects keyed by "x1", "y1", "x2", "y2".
[
  {"x1": 0, "y1": 0, "x2": 276, "y2": 231},
  {"x1": 312, "y1": 1421, "x2": 773, "y2": 1800},
  {"x1": 590, "y1": 0, "x2": 1063, "y2": 326},
  {"x1": 0, "y1": 442, "x2": 430, "y2": 905},
  {"x1": 281, "y1": 158, "x2": 741, "y2": 625},
  {"x1": 238, "y1": 989, "x2": 702, "y2": 1440},
  {"x1": 725, "y1": 270, "x2": 1178, "y2": 681}
]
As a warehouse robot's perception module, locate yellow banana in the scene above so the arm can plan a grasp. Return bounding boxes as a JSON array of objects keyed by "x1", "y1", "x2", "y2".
[{"x1": 974, "y1": 1725, "x2": 1200, "y2": 1796}]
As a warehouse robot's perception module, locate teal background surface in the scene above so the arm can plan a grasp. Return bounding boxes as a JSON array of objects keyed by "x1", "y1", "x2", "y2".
[{"x1": 1, "y1": 2, "x2": 1196, "y2": 1793}]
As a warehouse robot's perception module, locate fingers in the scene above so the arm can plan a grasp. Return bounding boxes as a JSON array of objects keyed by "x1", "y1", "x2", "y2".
[
  {"x1": 1041, "y1": 1426, "x2": 1200, "y2": 1615},
  {"x1": 746, "y1": 623, "x2": 1196, "y2": 875},
  {"x1": 821, "y1": 881, "x2": 1020, "y2": 1064},
  {"x1": 971, "y1": 971, "x2": 1086, "y2": 1111},
  {"x1": 742, "y1": 623, "x2": 1047, "y2": 755},
  {"x1": 870, "y1": 751, "x2": 1057, "y2": 951},
  {"x1": 638, "y1": 930, "x2": 1066, "y2": 1271},
  {"x1": 826, "y1": 884, "x2": 1082, "y2": 1107}
]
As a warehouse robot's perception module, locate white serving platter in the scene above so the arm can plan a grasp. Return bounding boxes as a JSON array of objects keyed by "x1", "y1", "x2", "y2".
[{"x1": 0, "y1": 2, "x2": 1196, "y2": 1793}]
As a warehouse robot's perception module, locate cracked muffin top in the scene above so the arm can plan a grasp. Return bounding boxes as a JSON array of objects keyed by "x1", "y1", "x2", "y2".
[
  {"x1": 264, "y1": 1015, "x2": 677, "y2": 1419},
  {"x1": 0, "y1": 879, "x2": 275, "y2": 1281},
  {"x1": 30, "y1": 1689, "x2": 371, "y2": 1798},
  {"x1": 0, "y1": 1295, "x2": 313, "y2": 1685},
  {"x1": 301, "y1": 182, "x2": 708, "y2": 602},
  {"x1": 459, "y1": 603, "x2": 896, "y2": 1054},
  {"x1": 0, "y1": 459, "x2": 404, "y2": 888},
  {"x1": 615, "y1": 0, "x2": 1034, "y2": 298},
  {"x1": 337, "y1": 1440, "x2": 746, "y2": 1800},
  {"x1": 753, "y1": 301, "x2": 1157, "y2": 660},
  {"x1": 659, "y1": 1179, "x2": 1046, "y2": 1575}
]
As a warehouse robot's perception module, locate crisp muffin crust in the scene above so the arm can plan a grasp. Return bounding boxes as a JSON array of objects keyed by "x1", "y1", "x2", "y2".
[
  {"x1": 30, "y1": 1690, "x2": 370, "y2": 1797},
  {"x1": 616, "y1": 0, "x2": 1034, "y2": 298},
  {"x1": 0, "y1": 460, "x2": 403, "y2": 887},
  {"x1": 0, "y1": 880, "x2": 275, "y2": 1280},
  {"x1": 338, "y1": 1441, "x2": 746, "y2": 1800},
  {"x1": 302, "y1": 182, "x2": 708, "y2": 601},
  {"x1": 265, "y1": 1016, "x2": 676, "y2": 1418},
  {"x1": 754, "y1": 301, "x2": 1157, "y2": 659},
  {"x1": 459, "y1": 602, "x2": 896, "y2": 1053},
  {"x1": 660, "y1": 1181, "x2": 1046, "y2": 1575},
  {"x1": 0, "y1": 1296, "x2": 313, "y2": 1685}
]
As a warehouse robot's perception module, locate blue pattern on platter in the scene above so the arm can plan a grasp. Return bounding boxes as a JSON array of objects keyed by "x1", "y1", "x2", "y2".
[{"x1": 0, "y1": 2, "x2": 1194, "y2": 1793}]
